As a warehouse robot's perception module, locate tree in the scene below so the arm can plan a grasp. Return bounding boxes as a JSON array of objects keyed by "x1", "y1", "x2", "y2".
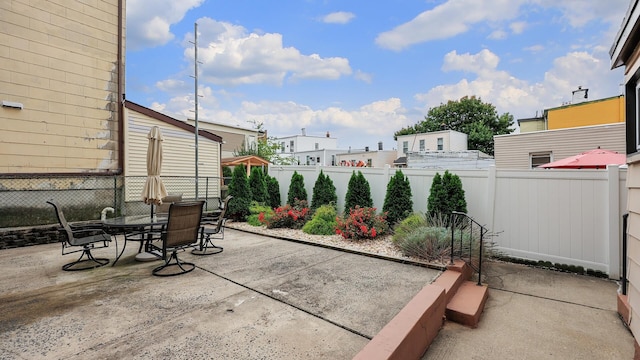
[
  {"x1": 427, "y1": 170, "x2": 467, "y2": 223},
  {"x1": 344, "y1": 171, "x2": 373, "y2": 211},
  {"x1": 311, "y1": 170, "x2": 337, "y2": 210},
  {"x1": 266, "y1": 176, "x2": 282, "y2": 209},
  {"x1": 394, "y1": 96, "x2": 514, "y2": 155},
  {"x1": 383, "y1": 170, "x2": 413, "y2": 225},
  {"x1": 227, "y1": 165, "x2": 252, "y2": 221},
  {"x1": 248, "y1": 167, "x2": 268, "y2": 204},
  {"x1": 287, "y1": 171, "x2": 307, "y2": 205}
]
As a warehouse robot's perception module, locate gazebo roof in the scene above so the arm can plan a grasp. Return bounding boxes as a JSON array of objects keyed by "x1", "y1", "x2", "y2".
[
  {"x1": 221, "y1": 155, "x2": 270, "y2": 167},
  {"x1": 221, "y1": 155, "x2": 270, "y2": 176}
]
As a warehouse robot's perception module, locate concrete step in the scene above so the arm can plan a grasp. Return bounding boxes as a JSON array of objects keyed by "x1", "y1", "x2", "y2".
[
  {"x1": 445, "y1": 280, "x2": 488, "y2": 328},
  {"x1": 618, "y1": 293, "x2": 630, "y2": 325}
]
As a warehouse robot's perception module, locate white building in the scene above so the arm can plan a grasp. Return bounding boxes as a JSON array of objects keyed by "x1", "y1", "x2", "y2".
[
  {"x1": 274, "y1": 129, "x2": 341, "y2": 165},
  {"x1": 336, "y1": 149, "x2": 397, "y2": 168},
  {"x1": 396, "y1": 130, "x2": 468, "y2": 158}
]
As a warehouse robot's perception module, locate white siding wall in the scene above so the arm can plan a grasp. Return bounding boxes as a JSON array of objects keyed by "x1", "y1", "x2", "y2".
[
  {"x1": 269, "y1": 165, "x2": 626, "y2": 276},
  {"x1": 450, "y1": 131, "x2": 469, "y2": 151},
  {"x1": 124, "y1": 109, "x2": 221, "y2": 202}
]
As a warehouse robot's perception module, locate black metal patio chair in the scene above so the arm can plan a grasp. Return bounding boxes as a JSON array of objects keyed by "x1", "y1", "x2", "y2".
[
  {"x1": 47, "y1": 200, "x2": 112, "y2": 271},
  {"x1": 192, "y1": 195, "x2": 232, "y2": 256},
  {"x1": 151, "y1": 200, "x2": 204, "y2": 276}
]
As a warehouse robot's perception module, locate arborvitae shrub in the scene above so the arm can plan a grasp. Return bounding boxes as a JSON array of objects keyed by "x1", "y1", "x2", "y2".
[
  {"x1": 287, "y1": 171, "x2": 307, "y2": 205},
  {"x1": 382, "y1": 170, "x2": 413, "y2": 225},
  {"x1": 266, "y1": 176, "x2": 281, "y2": 209},
  {"x1": 227, "y1": 165, "x2": 252, "y2": 221},
  {"x1": 344, "y1": 171, "x2": 373, "y2": 211},
  {"x1": 249, "y1": 167, "x2": 268, "y2": 204},
  {"x1": 427, "y1": 170, "x2": 467, "y2": 224},
  {"x1": 311, "y1": 170, "x2": 337, "y2": 210}
]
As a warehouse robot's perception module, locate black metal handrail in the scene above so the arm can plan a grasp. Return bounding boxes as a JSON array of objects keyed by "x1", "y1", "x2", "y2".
[
  {"x1": 450, "y1": 211, "x2": 488, "y2": 286},
  {"x1": 622, "y1": 213, "x2": 629, "y2": 296}
]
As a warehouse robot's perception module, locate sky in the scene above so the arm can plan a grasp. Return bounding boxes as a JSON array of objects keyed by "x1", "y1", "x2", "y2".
[{"x1": 125, "y1": 0, "x2": 631, "y2": 151}]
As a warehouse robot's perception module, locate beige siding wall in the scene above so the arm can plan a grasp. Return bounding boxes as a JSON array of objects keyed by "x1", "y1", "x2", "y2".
[
  {"x1": 494, "y1": 123, "x2": 625, "y2": 169},
  {"x1": 187, "y1": 120, "x2": 259, "y2": 158},
  {"x1": 0, "y1": 0, "x2": 122, "y2": 173},
  {"x1": 125, "y1": 109, "x2": 221, "y2": 201},
  {"x1": 627, "y1": 158, "x2": 640, "y2": 337}
]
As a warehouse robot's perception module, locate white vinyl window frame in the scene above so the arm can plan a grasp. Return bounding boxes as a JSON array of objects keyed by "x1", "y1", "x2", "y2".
[{"x1": 530, "y1": 152, "x2": 552, "y2": 169}]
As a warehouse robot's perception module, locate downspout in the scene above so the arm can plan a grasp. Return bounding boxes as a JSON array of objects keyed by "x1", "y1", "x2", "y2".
[{"x1": 117, "y1": 0, "x2": 125, "y2": 174}]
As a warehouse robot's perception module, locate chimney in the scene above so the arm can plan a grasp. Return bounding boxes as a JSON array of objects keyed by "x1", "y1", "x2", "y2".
[
  {"x1": 301, "y1": 128, "x2": 306, "y2": 136},
  {"x1": 326, "y1": 131, "x2": 330, "y2": 138},
  {"x1": 378, "y1": 141, "x2": 383, "y2": 151}
]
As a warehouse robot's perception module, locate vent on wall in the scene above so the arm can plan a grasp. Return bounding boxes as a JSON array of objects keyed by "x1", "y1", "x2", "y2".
[{"x1": 1, "y1": 100, "x2": 23, "y2": 109}]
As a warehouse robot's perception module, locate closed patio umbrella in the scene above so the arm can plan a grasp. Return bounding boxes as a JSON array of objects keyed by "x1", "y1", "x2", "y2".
[{"x1": 142, "y1": 126, "x2": 168, "y2": 210}]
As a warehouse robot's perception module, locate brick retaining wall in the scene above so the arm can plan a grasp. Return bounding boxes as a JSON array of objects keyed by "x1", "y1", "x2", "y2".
[{"x1": 0, "y1": 225, "x2": 63, "y2": 250}]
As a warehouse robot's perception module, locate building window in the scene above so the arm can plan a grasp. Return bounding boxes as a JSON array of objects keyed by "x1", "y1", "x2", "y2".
[
  {"x1": 402, "y1": 141, "x2": 408, "y2": 154},
  {"x1": 367, "y1": 159, "x2": 372, "y2": 167},
  {"x1": 437, "y1": 137, "x2": 443, "y2": 150},
  {"x1": 290, "y1": 140, "x2": 294, "y2": 153},
  {"x1": 317, "y1": 157, "x2": 321, "y2": 163},
  {"x1": 530, "y1": 152, "x2": 552, "y2": 168},
  {"x1": 331, "y1": 155, "x2": 336, "y2": 166},
  {"x1": 315, "y1": 142, "x2": 319, "y2": 150},
  {"x1": 419, "y1": 139, "x2": 425, "y2": 152},
  {"x1": 280, "y1": 142, "x2": 285, "y2": 152}
]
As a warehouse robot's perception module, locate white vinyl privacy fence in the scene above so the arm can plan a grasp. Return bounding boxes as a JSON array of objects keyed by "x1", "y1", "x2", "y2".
[{"x1": 268, "y1": 165, "x2": 627, "y2": 278}]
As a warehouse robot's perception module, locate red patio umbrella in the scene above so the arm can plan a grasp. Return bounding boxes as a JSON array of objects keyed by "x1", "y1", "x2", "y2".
[{"x1": 539, "y1": 148, "x2": 626, "y2": 169}]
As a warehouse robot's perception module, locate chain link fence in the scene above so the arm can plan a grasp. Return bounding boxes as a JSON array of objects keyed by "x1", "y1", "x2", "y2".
[{"x1": 0, "y1": 175, "x2": 223, "y2": 228}]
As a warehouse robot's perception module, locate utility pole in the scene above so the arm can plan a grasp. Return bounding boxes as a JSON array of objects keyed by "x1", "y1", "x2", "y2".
[{"x1": 192, "y1": 22, "x2": 200, "y2": 199}]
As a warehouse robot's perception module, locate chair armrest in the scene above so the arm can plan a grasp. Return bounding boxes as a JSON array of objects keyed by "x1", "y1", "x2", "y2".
[{"x1": 71, "y1": 228, "x2": 110, "y2": 237}]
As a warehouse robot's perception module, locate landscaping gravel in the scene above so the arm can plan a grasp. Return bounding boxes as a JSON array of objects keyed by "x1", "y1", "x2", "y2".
[{"x1": 225, "y1": 221, "x2": 436, "y2": 266}]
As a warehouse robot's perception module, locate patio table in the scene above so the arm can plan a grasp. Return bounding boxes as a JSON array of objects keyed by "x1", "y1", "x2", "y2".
[{"x1": 102, "y1": 215, "x2": 168, "y2": 265}]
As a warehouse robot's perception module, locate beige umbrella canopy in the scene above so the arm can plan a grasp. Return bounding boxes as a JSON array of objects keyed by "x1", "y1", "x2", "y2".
[{"x1": 142, "y1": 126, "x2": 168, "y2": 206}]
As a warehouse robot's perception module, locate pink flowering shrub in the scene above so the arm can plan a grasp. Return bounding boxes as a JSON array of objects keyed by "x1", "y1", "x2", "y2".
[
  {"x1": 335, "y1": 206, "x2": 388, "y2": 240},
  {"x1": 260, "y1": 199, "x2": 310, "y2": 229}
]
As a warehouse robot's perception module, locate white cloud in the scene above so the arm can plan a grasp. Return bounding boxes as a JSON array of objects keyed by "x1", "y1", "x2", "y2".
[
  {"x1": 184, "y1": 18, "x2": 352, "y2": 86},
  {"x1": 488, "y1": 29, "x2": 508, "y2": 40},
  {"x1": 441, "y1": 50, "x2": 500, "y2": 74},
  {"x1": 126, "y1": 0, "x2": 205, "y2": 50},
  {"x1": 415, "y1": 48, "x2": 623, "y2": 121},
  {"x1": 376, "y1": 0, "x2": 627, "y2": 51},
  {"x1": 321, "y1": 11, "x2": 356, "y2": 24},
  {"x1": 533, "y1": 0, "x2": 629, "y2": 28},
  {"x1": 154, "y1": 95, "x2": 410, "y2": 145},
  {"x1": 376, "y1": 0, "x2": 523, "y2": 51},
  {"x1": 509, "y1": 21, "x2": 527, "y2": 34},
  {"x1": 354, "y1": 70, "x2": 373, "y2": 84},
  {"x1": 524, "y1": 44, "x2": 545, "y2": 53}
]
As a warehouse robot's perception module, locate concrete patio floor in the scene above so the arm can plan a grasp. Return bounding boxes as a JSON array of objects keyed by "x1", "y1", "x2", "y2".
[
  {"x1": 0, "y1": 228, "x2": 636, "y2": 359},
  {"x1": 0, "y1": 228, "x2": 440, "y2": 359}
]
